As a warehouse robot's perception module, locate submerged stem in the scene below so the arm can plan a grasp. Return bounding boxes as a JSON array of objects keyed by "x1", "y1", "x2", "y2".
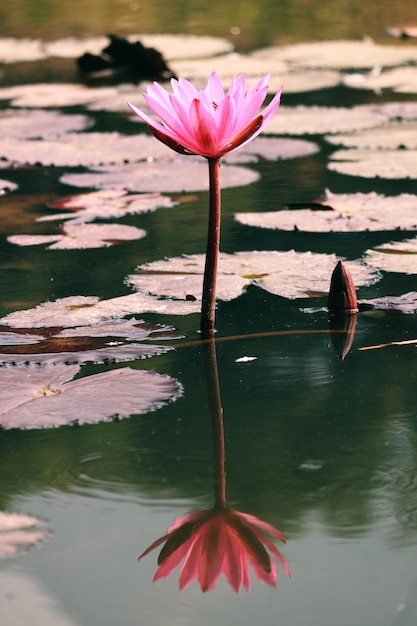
[
  {"x1": 202, "y1": 338, "x2": 226, "y2": 509},
  {"x1": 200, "y1": 157, "x2": 221, "y2": 337}
]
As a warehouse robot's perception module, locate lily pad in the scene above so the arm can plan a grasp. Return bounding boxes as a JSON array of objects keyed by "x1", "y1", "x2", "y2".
[
  {"x1": 235, "y1": 191, "x2": 417, "y2": 232},
  {"x1": 127, "y1": 250, "x2": 380, "y2": 301},
  {"x1": 264, "y1": 105, "x2": 387, "y2": 136},
  {"x1": 0, "y1": 83, "x2": 119, "y2": 108},
  {"x1": 0, "y1": 37, "x2": 46, "y2": 63},
  {"x1": 0, "y1": 317, "x2": 176, "y2": 365},
  {"x1": 225, "y1": 136, "x2": 319, "y2": 163},
  {"x1": 0, "y1": 294, "x2": 201, "y2": 329},
  {"x1": 360, "y1": 292, "x2": 417, "y2": 314},
  {"x1": 325, "y1": 121, "x2": 417, "y2": 149},
  {"x1": 0, "y1": 179, "x2": 17, "y2": 194},
  {"x1": 8, "y1": 222, "x2": 146, "y2": 250},
  {"x1": 40, "y1": 190, "x2": 177, "y2": 225},
  {"x1": 44, "y1": 34, "x2": 234, "y2": 61},
  {"x1": 60, "y1": 160, "x2": 260, "y2": 193},
  {"x1": 0, "y1": 364, "x2": 182, "y2": 429},
  {"x1": 256, "y1": 39, "x2": 417, "y2": 69},
  {"x1": 343, "y1": 66, "x2": 417, "y2": 93},
  {"x1": 0, "y1": 132, "x2": 173, "y2": 167},
  {"x1": 0, "y1": 512, "x2": 48, "y2": 556},
  {"x1": 172, "y1": 53, "x2": 289, "y2": 92},
  {"x1": 328, "y1": 149, "x2": 417, "y2": 178},
  {"x1": 0, "y1": 109, "x2": 92, "y2": 139},
  {"x1": 365, "y1": 238, "x2": 417, "y2": 274}
]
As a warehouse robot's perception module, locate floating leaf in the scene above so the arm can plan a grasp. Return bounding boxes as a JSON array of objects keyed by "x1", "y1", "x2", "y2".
[
  {"x1": 343, "y1": 66, "x2": 417, "y2": 93},
  {"x1": 52, "y1": 317, "x2": 176, "y2": 340},
  {"x1": 44, "y1": 34, "x2": 234, "y2": 61},
  {"x1": 328, "y1": 149, "x2": 417, "y2": 178},
  {"x1": 0, "y1": 342, "x2": 171, "y2": 366},
  {"x1": 76, "y1": 34, "x2": 176, "y2": 82},
  {"x1": 60, "y1": 160, "x2": 259, "y2": 193},
  {"x1": 325, "y1": 121, "x2": 417, "y2": 149},
  {"x1": 0, "y1": 83, "x2": 119, "y2": 108},
  {"x1": 0, "y1": 132, "x2": 173, "y2": 167},
  {"x1": 235, "y1": 191, "x2": 417, "y2": 232},
  {"x1": 0, "y1": 364, "x2": 182, "y2": 429},
  {"x1": 365, "y1": 238, "x2": 417, "y2": 273},
  {"x1": 0, "y1": 512, "x2": 48, "y2": 556},
  {"x1": 0, "y1": 109, "x2": 92, "y2": 139},
  {"x1": 127, "y1": 251, "x2": 380, "y2": 301},
  {"x1": 263, "y1": 105, "x2": 387, "y2": 135},
  {"x1": 0, "y1": 37, "x2": 46, "y2": 63},
  {"x1": 39, "y1": 190, "x2": 177, "y2": 225},
  {"x1": 359, "y1": 292, "x2": 417, "y2": 314},
  {"x1": 0, "y1": 331, "x2": 42, "y2": 345},
  {"x1": 8, "y1": 222, "x2": 146, "y2": 250},
  {"x1": 225, "y1": 136, "x2": 319, "y2": 163},
  {"x1": 257, "y1": 39, "x2": 417, "y2": 69},
  {"x1": 0, "y1": 295, "x2": 200, "y2": 329},
  {"x1": 385, "y1": 25, "x2": 417, "y2": 39},
  {"x1": 0, "y1": 179, "x2": 17, "y2": 194}
]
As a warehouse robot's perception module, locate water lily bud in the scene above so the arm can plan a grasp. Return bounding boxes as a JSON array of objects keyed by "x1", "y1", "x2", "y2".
[{"x1": 327, "y1": 260, "x2": 358, "y2": 313}]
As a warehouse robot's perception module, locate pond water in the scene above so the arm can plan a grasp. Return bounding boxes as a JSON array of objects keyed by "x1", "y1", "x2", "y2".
[{"x1": 2, "y1": 1, "x2": 417, "y2": 625}]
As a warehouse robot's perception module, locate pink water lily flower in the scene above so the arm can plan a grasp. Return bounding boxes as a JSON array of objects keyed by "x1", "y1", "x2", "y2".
[
  {"x1": 128, "y1": 72, "x2": 282, "y2": 158},
  {"x1": 139, "y1": 506, "x2": 290, "y2": 592}
]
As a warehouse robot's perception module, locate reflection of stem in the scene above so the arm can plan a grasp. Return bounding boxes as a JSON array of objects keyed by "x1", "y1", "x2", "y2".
[
  {"x1": 202, "y1": 338, "x2": 226, "y2": 509},
  {"x1": 201, "y1": 157, "x2": 221, "y2": 338}
]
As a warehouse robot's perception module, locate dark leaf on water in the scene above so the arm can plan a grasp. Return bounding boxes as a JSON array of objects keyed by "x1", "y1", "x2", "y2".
[{"x1": 77, "y1": 34, "x2": 176, "y2": 82}]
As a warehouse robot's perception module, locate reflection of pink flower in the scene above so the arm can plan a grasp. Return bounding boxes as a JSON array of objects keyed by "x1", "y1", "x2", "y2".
[
  {"x1": 128, "y1": 72, "x2": 282, "y2": 158},
  {"x1": 139, "y1": 507, "x2": 290, "y2": 592}
]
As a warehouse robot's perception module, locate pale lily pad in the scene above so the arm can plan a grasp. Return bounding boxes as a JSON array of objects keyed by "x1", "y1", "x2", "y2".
[
  {"x1": 39, "y1": 190, "x2": 177, "y2": 225},
  {"x1": 52, "y1": 318, "x2": 176, "y2": 340},
  {"x1": 225, "y1": 136, "x2": 319, "y2": 163},
  {"x1": 0, "y1": 512, "x2": 48, "y2": 556},
  {"x1": 60, "y1": 160, "x2": 260, "y2": 193},
  {"x1": 127, "y1": 251, "x2": 380, "y2": 301},
  {"x1": 365, "y1": 238, "x2": 417, "y2": 273},
  {"x1": 0, "y1": 83, "x2": 119, "y2": 108},
  {"x1": 325, "y1": 122, "x2": 417, "y2": 150},
  {"x1": 0, "y1": 331, "x2": 42, "y2": 345},
  {"x1": 0, "y1": 179, "x2": 17, "y2": 194},
  {"x1": 0, "y1": 343, "x2": 171, "y2": 366},
  {"x1": 255, "y1": 39, "x2": 417, "y2": 69},
  {"x1": 0, "y1": 132, "x2": 172, "y2": 167},
  {"x1": 268, "y1": 69, "x2": 341, "y2": 94},
  {"x1": 235, "y1": 191, "x2": 417, "y2": 232},
  {"x1": 0, "y1": 109, "x2": 92, "y2": 139},
  {"x1": 343, "y1": 66, "x2": 417, "y2": 93},
  {"x1": 0, "y1": 294, "x2": 201, "y2": 329},
  {"x1": 0, "y1": 317, "x2": 176, "y2": 365},
  {"x1": 360, "y1": 292, "x2": 417, "y2": 314},
  {"x1": 172, "y1": 53, "x2": 289, "y2": 92},
  {"x1": 0, "y1": 37, "x2": 46, "y2": 63},
  {"x1": 264, "y1": 105, "x2": 387, "y2": 136},
  {"x1": 44, "y1": 34, "x2": 234, "y2": 60},
  {"x1": 328, "y1": 149, "x2": 417, "y2": 179},
  {"x1": 0, "y1": 364, "x2": 182, "y2": 429},
  {"x1": 8, "y1": 223, "x2": 146, "y2": 250}
]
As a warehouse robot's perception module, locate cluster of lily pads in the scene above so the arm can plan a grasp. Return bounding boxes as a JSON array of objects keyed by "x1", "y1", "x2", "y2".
[{"x1": 1, "y1": 33, "x2": 417, "y2": 434}]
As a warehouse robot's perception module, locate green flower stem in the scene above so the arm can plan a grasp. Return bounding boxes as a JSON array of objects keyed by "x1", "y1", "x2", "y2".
[
  {"x1": 202, "y1": 337, "x2": 226, "y2": 509},
  {"x1": 201, "y1": 156, "x2": 221, "y2": 337}
]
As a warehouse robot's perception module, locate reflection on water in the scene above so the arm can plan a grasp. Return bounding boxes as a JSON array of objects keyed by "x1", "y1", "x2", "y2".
[{"x1": 137, "y1": 339, "x2": 289, "y2": 591}]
